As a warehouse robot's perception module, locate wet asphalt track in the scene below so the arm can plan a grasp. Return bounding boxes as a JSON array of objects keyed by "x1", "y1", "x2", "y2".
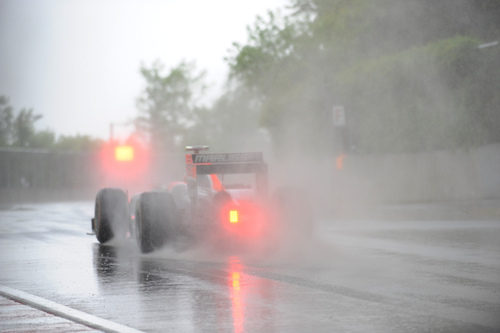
[{"x1": 0, "y1": 202, "x2": 499, "y2": 332}]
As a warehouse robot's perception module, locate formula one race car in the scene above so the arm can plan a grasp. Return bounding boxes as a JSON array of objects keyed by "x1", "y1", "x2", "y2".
[{"x1": 91, "y1": 146, "x2": 312, "y2": 253}]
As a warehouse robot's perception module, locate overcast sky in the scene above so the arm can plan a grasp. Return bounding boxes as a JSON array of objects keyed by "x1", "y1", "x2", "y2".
[{"x1": 0, "y1": 0, "x2": 288, "y2": 139}]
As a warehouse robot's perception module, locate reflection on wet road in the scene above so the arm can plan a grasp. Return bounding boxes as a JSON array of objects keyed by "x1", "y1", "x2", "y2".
[
  {"x1": 1, "y1": 202, "x2": 500, "y2": 332},
  {"x1": 229, "y1": 257, "x2": 244, "y2": 333}
]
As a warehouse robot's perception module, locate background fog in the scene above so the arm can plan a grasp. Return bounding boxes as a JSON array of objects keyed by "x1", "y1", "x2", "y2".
[{"x1": 0, "y1": 0, "x2": 287, "y2": 139}]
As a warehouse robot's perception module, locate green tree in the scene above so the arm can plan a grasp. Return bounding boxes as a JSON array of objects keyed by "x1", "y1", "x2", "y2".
[
  {"x1": 227, "y1": 0, "x2": 500, "y2": 154},
  {"x1": 0, "y1": 96, "x2": 14, "y2": 146},
  {"x1": 12, "y1": 108, "x2": 42, "y2": 147},
  {"x1": 28, "y1": 129, "x2": 56, "y2": 149},
  {"x1": 55, "y1": 134, "x2": 102, "y2": 151},
  {"x1": 0, "y1": 95, "x2": 104, "y2": 151},
  {"x1": 227, "y1": 9, "x2": 334, "y2": 155},
  {"x1": 136, "y1": 60, "x2": 205, "y2": 151},
  {"x1": 184, "y1": 86, "x2": 267, "y2": 151}
]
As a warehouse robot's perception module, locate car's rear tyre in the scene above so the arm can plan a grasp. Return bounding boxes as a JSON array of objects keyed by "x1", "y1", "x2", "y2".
[
  {"x1": 212, "y1": 190, "x2": 233, "y2": 217},
  {"x1": 135, "y1": 191, "x2": 178, "y2": 253},
  {"x1": 94, "y1": 188, "x2": 129, "y2": 244}
]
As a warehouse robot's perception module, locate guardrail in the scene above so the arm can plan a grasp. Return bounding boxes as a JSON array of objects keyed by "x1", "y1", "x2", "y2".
[
  {"x1": 0, "y1": 147, "x2": 98, "y2": 189},
  {"x1": 0, "y1": 147, "x2": 185, "y2": 204}
]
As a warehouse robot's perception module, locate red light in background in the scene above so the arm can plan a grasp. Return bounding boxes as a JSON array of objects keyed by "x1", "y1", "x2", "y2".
[
  {"x1": 115, "y1": 145, "x2": 134, "y2": 162},
  {"x1": 99, "y1": 136, "x2": 150, "y2": 188},
  {"x1": 336, "y1": 153, "x2": 346, "y2": 170},
  {"x1": 229, "y1": 210, "x2": 239, "y2": 224}
]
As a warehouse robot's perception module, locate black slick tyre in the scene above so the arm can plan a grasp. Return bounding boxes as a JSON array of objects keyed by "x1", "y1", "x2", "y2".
[
  {"x1": 135, "y1": 191, "x2": 178, "y2": 254},
  {"x1": 94, "y1": 188, "x2": 129, "y2": 244}
]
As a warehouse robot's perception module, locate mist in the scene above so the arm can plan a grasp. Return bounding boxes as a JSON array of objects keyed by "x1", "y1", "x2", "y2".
[
  {"x1": 1, "y1": 0, "x2": 499, "y2": 242},
  {"x1": 1, "y1": 0, "x2": 499, "y2": 229},
  {"x1": 221, "y1": 0, "x2": 500, "y2": 223}
]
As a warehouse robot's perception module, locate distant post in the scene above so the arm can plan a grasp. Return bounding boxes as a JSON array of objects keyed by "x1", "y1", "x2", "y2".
[
  {"x1": 109, "y1": 123, "x2": 114, "y2": 141},
  {"x1": 332, "y1": 105, "x2": 348, "y2": 154}
]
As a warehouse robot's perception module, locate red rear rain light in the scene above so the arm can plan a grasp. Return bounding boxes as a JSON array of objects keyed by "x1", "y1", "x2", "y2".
[{"x1": 229, "y1": 210, "x2": 239, "y2": 224}]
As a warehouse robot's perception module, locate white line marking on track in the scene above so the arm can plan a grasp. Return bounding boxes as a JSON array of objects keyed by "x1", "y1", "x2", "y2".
[{"x1": 0, "y1": 285, "x2": 144, "y2": 333}]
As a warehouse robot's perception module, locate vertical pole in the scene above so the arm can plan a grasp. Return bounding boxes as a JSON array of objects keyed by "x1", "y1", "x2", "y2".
[{"x1": 109, "y1": 123, "x2": 114, "y2": 141}]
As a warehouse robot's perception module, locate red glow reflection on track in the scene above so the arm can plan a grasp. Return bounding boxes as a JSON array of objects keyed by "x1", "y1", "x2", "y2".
[{"x1": 229, "y1": 256, "x2": 244, "y2": 333}]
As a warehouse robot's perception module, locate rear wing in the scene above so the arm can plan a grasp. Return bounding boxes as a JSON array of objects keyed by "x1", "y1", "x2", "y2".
[
  {"x1": 186, "y1": 152, "x2": 266, "y2": 176},
  {"x1": 185, "y1": 151, "x2": 268, "y2": 194}
]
